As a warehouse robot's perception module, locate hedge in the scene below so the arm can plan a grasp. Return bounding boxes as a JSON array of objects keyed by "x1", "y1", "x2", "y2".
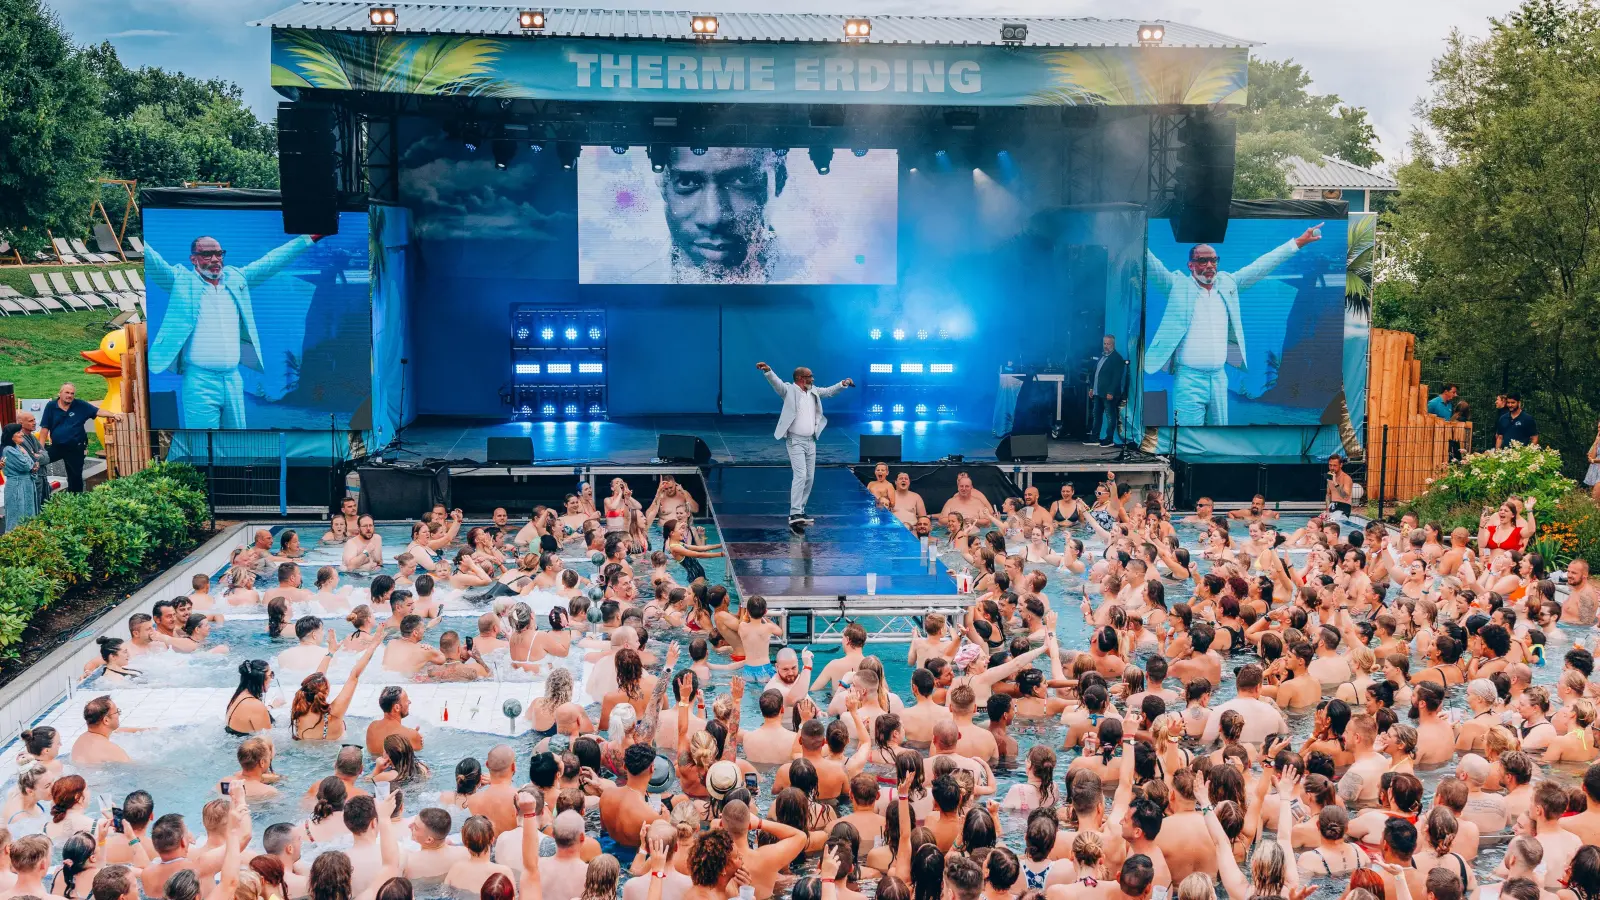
[{"x1": 0, "y1": 462, "x2": 209, "y2": 656}]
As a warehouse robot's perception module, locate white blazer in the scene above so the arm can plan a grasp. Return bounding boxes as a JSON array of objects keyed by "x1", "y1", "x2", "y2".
[{"x1": 764, "y1": 369, "x2": 846, "y2": 439}]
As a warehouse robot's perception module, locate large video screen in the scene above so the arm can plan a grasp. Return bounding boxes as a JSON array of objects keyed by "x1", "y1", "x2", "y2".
[
  {"x1": 1142, "y1": 216, "x2": 1348, "y2": 427},
  {"x1": 578, "y1": 146, "x2": 897, "y2": 285},
  {"x1": 143, "y1": 208, "x2": 372, "y2": 430}
]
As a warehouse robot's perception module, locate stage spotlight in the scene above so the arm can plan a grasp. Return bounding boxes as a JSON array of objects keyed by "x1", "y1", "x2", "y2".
[
  {"x1": 691, "y1": 15, "x2": 718, "y2": 34},
  {"x1": 937, "y1": 327, "x2": 950, "y2": 339},
  {"x1": 541, "y1": 403, "x2": 557, "y2": 418},
  {"x1": 936, "y1": 404, "x2": 950, "y2": 416},
  {"x1": 690, "y1": 146, "x2": 708, "y2": 156},
  {"x1": 869, "y1": 363, "x2": 893, "y2": 373},
  {"x1": 460, "y1": 122, "x2": 483, "y2": 153},
  {"x1": 869, "y1": 328, "x2": 882, "y2": 340},
  {"x1": 891, "y1": 403, "x2": 905, "y2": 416},
  {"x1": 578, "y1": 362, "x2": 604, "y2": 374},
  {"x1": 852, "y1": 148, "x2": 869, "y2": 157},
  {"x1": 844, "y1": 17, "x2": 871, "y2": 38},
  {"x1": 915, "y1": 403, "x2": 928, "y2": 416},
  {"x1": 520, "y1": 404, "x2": 533, "y2": 416},
  {"x1": 588, "y1": 403, "x2": 603, "y2": 417},
  {"x1": 564, "y1": 403, "x2": 579, "y2": 417},
  {"x1": 916, "y1": 329, "x2": 929, "y2": 340},
  {"x1": 516, "y1": 326, "x2": 529, "y2": 340},
  {"x1": 492, "y1": 138, "x2": 517, "y2": 169},
  {"x1": 933, "y1": 149, "x2": 952, "y2": 172},
  {"x1": 518, "y1": 9, "x2": 545, "y2": 30},
  {"x1": 647, "y1": 143, "x2": 670, "y2": 172},
  {"x1": 540, "y1": 327, "x2": 555, "y2": 341},
  {"x1": 547, "y1": 362, "x2": 572, "y2": 374},
  {"x1": 563, "y1": 326, "x2": 578, "y2": 341},
  {"x1": 528, "y1": 141, "x2": 544, "y2": 153},
  {"x1": 892, "y1": 328, "x2": 905, "y2": 341},
  {"x1": 809, "y1": 146, "x2": 834, "y2": 175},
  {"x1": 869, "y1": 403, "x2": 884, "y2": 416},
  {"x1": 610, "y1": 145, "x2": 628, "y2": 155},
  {"x1": 1138, "y1": 23, "x2": 1165, "y2": 45},
  {"x1": 556, "y1": 142, "x2": 580, "y2": 169},
  {"x1": 588, "y1": 326, "x2": 603, "y2": 340},
  {"x1": 930, "y1": 363, "x2": 954, "y2": 373},
  {"x1": 515, "y1": 363, "x2": 539, "y2": 375},
  {"x1": 368, "y1": 6, "x2": 396, "y2": 27},
  {"x1": 1000, "y1": 22, "x2": 1027, "y2": 44},
  {"x1": 900, "y1": 363, "x2": 923, "y2": 373}
]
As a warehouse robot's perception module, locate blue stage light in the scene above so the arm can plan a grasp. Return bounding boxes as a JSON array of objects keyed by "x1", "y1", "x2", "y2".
[
  {"x1": 588, "y1": 404, "x2": 603, "y2": 417},
  {"x1": 541, "y1": 403, "x2": 556, "y2": 417},
  {"x1": 900, "y1": 363, "x2": 923, "y2": 373},
  {"x1": 915, "y1": 404, "x2": 928, "y2": 416},
  {"x1": 868, "y1": 403, "x2": 884, "y2": 416},
  {"x1": 869, "y1": 363, "x2": 893, "y2": 373},
  {"x1": 891, "y1": 403, "x2": 905, "y2": 416},
  {"x1": 564, "y1": 403, "x2": 579, "y2": 417},
  {"x1": 930, "y1": 363, "x2": 954, "y2": 373},
  {"x1": 938, "y1": 328, "x2": 950, "y2": 339},
  {"x1": 852, "y1": 148, "x2": 869, "y2": 157},
  {"x1": 936, "y1": 404, "x2": 950, "y2": 416},
  {"x1": 547, "y1": 362, "x2": 572, "y2": 374},
  {"x1": 540, "y1": 327, "x2": 555, "y2": 341},
  {"x1": 520, "y1": 405, "x2": 532, "y2": 416},
  {"x1": 516, "y1": 327, "x2": 530, "y2": 340},
  {"x1": 934, "y1": 149, "x2": 953, "y2": 172},
  {"x1": 588, "y1": 327, "x2": 603, "y2": 340},
  {"x1": 515, "y1": 363, "x2": 539, "y2": 375},
  {"x1": 578, "y1": 362, "x2": 604, "y2": 374},
  {"x1": 564, "y1": 326, "x2": 578, "y2": 341},
  {"x1": 916, "y1": 329, "x2": 929, "y2": 340},
  {"x1": 869, "y1": 328, "x2": 882, "y2": 340},
  {"x1": 892, "y1": 328, "x2": 905, "y2": 341}
]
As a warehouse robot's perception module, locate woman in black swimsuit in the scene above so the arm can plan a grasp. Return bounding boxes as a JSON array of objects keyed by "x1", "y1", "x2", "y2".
[
  {"x1": 1051, "y1": 484, "x2": 1087, "y2": 526},
  {"x1": 225, "y1": 659, "x2": 275, "y2": 736}
]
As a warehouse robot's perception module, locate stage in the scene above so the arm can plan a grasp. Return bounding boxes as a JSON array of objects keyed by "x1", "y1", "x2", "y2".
[{"x1": 393, "y1": 414, "x2": 1142, "y2": 468}]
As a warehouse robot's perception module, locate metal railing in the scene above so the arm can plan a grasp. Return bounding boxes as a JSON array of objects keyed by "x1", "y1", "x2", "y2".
[{"x1": 100, "y1": 428, "x2": 354, "y2": 520}]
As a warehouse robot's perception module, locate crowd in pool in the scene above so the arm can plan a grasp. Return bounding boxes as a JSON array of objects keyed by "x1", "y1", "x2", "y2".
[{"x1": 8, "y1": 463, "x2": 1600, "y2": 900}]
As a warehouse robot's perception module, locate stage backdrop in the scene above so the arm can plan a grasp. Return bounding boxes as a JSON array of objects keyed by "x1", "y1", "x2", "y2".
[
  {"x1": 142, "y1": 206, "x2": 372, "y2": 431},
  {"x1": 1141, "y1": 212, "x2": 1347, "y2": 428}
]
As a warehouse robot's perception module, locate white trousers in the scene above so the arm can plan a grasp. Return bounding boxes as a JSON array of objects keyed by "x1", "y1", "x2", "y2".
[{"x1": 786, "y1": 434, "x2": 816, "y2": 517}]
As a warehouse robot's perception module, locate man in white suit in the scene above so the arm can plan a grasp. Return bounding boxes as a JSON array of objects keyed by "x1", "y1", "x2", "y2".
[
  {"x1": 1143, "y1": 223, "x2": 1323, "y2": 426},
  {"x1": 757, "y1": 361, "x2": 854, "y2": 532},
  {"x1": 146, "y1": 233, "x2": 321, "y2": 429}
]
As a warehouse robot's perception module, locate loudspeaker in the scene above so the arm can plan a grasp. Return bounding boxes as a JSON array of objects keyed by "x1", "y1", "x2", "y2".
[
  {"x1": 657, "y1": 434, "x2": 711, "y2": 465},
  {"x1": 1013, "y1": 376, "x2": 1056, "y2": 434},
  {"x1": 996, "y1": 433, "x2": 1048, "y2": 462},
  {"x1": 859, "y1": 434, "x2": 902, "y2": 463},
  {"x1": 486, "y1": 436, "x2": 534, "y2": 466},
  {"x1": 1171, "y1": 111, "x2": 1237, "y2": 243},
  {"x1": 278, "y1": 103, "x2": 340, "y2": 236},
  {"x1": 358, "y1": 465, "x2": 445, "y2": 519}
]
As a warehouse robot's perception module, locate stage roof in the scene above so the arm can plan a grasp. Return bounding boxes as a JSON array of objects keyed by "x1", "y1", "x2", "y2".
[{"x1": 253, "y1": 4, "x2": 1255, "y2": 48}]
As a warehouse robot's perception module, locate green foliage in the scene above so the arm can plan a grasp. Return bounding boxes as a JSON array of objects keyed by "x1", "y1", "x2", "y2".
[
  {"x1": 0, "y1": 463, "x2": 206, "y2": 654},
  {"x1": 1233, "y1": 56, "x2": 1383, "y2": 199},
  {"x1": 0, "y1": 0, "x2": 107, "y2": 256},
  {"x1": 1397, "y1": 444, "x2": 1577, "y2": 532},
  {"x1": 1387, "y1": 0, "x2": 1600, "y2": 477}
]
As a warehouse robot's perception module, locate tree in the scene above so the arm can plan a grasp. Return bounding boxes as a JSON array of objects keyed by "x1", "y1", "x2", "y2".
[
  {"x1": 0, "y1": 0, "x2": 105, "y2": 256},
  {"x1": 1232, "y1": 56, "x2": 1381, "y2": 199},
  {"x1": 1385, "y1": 0, "x2": 1600, "y2": 470}
]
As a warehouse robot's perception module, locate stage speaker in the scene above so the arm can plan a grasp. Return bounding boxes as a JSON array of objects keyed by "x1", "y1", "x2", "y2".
[
  {"x1": 996, "y1": 433, "x2": 1048, "y2": 462},
  {"x1": 657, "y1": 434, "x2": 711, "y2": 465},
  {"x1": 1013, "y1": 376, "x2": 1056, "y2": 434},
  {"x1": 486, "y1": 436, "x2": 534, "y2": 466},
  {"x1": 278, "y1": 103, "x2": 340, "y2": 236},
  {"x1": 358, "y1": 465, "x2": 444, "y2": 519},
  {"x1": 859, "y1": 434, "x2": 902, "y2": 463},
  {"x1": 1171, "y1": 110, "x2": 1237, "y2": 244}
]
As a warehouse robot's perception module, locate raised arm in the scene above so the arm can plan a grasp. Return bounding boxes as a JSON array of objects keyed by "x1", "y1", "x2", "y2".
[
  {"x1": 1195, "y1": 774, "x2": 1250, "y2": 900},
  {"x1": 206, "y1": 784, "x2": 250, "y2": 900},
  {"x1": 518, "y1": 792, "x2": 543, "y2": 900},
  {"x1": 757, "y1": 362, "x2": 787, "y2": 395},
  {"x1": 974, "y1": 643, "x2": 1048, "y2": 689},
  {"x1": 331, "y1": 629, "x2": 385, "y2": 718}
]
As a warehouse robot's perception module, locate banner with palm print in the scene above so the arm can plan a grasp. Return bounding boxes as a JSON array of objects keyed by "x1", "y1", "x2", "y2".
[{"x1": 271, "y1": 28, "x2": 1248, "y2": 106}]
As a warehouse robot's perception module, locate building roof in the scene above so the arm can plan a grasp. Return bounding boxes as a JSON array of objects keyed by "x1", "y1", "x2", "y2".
[
  {"x1": 1285, "y1": 154, "x2": 1397, "y2": 191},
  {"x1": 252, "y1": 3, "x2": 1256, "y2": 47}
]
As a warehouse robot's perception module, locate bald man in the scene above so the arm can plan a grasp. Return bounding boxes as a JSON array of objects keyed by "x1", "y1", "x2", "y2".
[{"x1": 756, "y1": 361, "x2": 853, "y2": 532}]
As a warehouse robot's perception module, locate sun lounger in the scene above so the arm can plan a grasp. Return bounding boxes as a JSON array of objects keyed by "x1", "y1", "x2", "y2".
[
  {"x1": 51, "y1": 238, "x2": 82, "y2": 265},
  {"x1": 126, "y1": 269, "x2": 146, "y2": 291},
  {"x1": 92, "y1": 224, "x2": 128, "y2": 261},
  {"x1": 70, "y1": 238, "x2": 114, "y2": 264},
  {"x1": 71, "y1": 272, "x2": 112, "y2": 309},
  {"x1": 0, "y1": 298, "x2": 27, "y2": 316},
  {"x1": 13, "y1": 297, "x2": 47, "y2": 314},
  {"x1": 128, "y1": 237, "x2": 146, "y2": 258}
]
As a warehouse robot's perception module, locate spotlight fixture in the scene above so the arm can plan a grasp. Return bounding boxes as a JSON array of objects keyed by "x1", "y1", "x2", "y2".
[
  {"x1": 892, "y1": 328, "x2": 905, "y2": 341},
  {"x1": 517, "y1": 9, "x2": 544, "y2": 30},
  {"x1": 610, "y1": 145, "x2": 628, "y2": 155},
  {"x1": 844, "y1": 17, "x2": 871, "y2": 38},
  {"x1": 1137, "y1": 23, "x2": 1165, "y2": 45},
  {"x1": 809, "y1": 145, "x2": 834, "y2": 175},
  {"x1": 491, "y1": 138, "x2": 517, "y2": 169},
  {"x1": 690, "y1": 14, "x2": 718, "y2": 35},
  {"x1": 852, "y1": 148, "x2": 869, "y2": 157},
  {"x1": 690, "y1": 146, "x2": 708, "y2": 155},
  {"x1": 869, "y1": 328, "x2": 882, "y2": 340},
  {"x1": 528, "y1": 141, "x2": 544, "y2": 153},
  {"x1": 460, "y1": 122, "x2": 483, "y2": 153},
  {"x1": 556, "y1": 141, "x2": 580, "y2": 170},
  {"x1": 368, "y1": 6, "x2": 396, "y2": 27},
  {"x1": 646, "y1": 144, "x2": 670, "y2": 172},
  {"x1": 1000, "y1": 22, "x2": 1027, "y2": 44}
]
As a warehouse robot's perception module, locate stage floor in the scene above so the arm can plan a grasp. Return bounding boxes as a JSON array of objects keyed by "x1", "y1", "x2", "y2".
[
  {"x1": 398, "y1": 414, "x2": 1127, "y2": 466},
  {"x1": 705, "y1": 466, "x2": 957, "y2": 602}
]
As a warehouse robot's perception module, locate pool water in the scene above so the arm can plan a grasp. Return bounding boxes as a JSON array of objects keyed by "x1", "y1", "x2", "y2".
[{"x1": 25, "y1": 511, "x2": 1575, "y2": 899}]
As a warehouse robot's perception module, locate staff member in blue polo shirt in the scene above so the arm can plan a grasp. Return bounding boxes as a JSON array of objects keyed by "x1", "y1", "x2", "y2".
[
  {"x1": 39, "y1": 382, "x2": 120, "y2": 493},
  {"x1": 1427, "y1": 384, "x2": 1458, "y2": 419}
]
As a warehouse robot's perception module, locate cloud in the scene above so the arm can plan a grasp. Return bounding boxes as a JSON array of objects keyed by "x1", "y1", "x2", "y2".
[
  {"x1": 105, "y1": 29, "x2": 176, "y2": 37},
  {"x1": 399, "y1": 135, "x2": 573, "y2": 242}
]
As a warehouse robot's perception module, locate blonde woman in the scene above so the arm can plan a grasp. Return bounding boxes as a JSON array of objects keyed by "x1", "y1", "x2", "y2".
[
  {"x1": 1042, "y1": 831, "x2": 1106, "y2": 897},
  {"x1": 1333, "y1": 646, "x2": 1377, "y2": 706},
  {"x1": 1545, "y1": 698, "x2": 1600, "y2": 763}
]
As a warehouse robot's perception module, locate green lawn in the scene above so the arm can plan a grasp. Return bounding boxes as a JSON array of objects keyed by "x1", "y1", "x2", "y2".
[{"x1": 0, "y1": 309, "x2": 111, "y2": 402}]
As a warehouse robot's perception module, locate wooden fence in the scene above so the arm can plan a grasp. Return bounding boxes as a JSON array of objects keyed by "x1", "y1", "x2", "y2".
[{"x1": 1366, "y1": 328, "x2": 1476, "y2": 504}]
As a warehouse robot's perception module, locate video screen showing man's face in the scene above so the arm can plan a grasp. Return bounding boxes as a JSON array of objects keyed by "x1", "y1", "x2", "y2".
[{"x1": 660, "y1": 148, "x2": 779, "y2": 275}]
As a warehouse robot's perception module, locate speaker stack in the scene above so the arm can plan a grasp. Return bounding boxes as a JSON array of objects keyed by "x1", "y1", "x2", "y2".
[
  {"x1": 1170, "y1": 110, "x2": 1238, "y2": 244},
  {"x1": 277, "y1": 103, "x2": 340, "y2": 236}
]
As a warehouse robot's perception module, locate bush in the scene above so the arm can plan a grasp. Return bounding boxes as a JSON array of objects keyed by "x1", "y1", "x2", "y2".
[
  {"x1": 1398, "y1": 444, "x2": 1575, "y2": 531},
  {"x1": 0, "y1": 462, "x2": 207, "y2": 656}
]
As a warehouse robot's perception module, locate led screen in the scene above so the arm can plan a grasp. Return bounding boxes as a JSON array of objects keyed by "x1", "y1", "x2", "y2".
[
  {"x1": 1142, "y1": 217, "x2": 1347, "y2": 427},
  {"x1": 578, "y1": 146, "x2": 897, "y2": 284},
  {"x1": 143, "y1": 208, "x2": 372, "y2": 430}
]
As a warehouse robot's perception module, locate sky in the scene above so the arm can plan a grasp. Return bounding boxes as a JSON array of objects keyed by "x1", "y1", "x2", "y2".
[{"x1": 48, "y1": 0, "x2": 1523, "y2": 165}]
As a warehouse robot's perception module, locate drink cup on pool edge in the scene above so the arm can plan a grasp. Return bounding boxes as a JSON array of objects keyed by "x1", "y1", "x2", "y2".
[{"x1": 866, "y1": 572, "x2": 877, "y2": 595}]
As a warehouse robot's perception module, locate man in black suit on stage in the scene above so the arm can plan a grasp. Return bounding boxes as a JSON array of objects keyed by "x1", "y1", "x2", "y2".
[{"x1": 1086, "y1": 335, "x2": 1127, "y2": 447}]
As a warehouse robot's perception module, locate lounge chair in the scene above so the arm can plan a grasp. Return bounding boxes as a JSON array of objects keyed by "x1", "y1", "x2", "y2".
[
  {"x1": 91, "y1": 272, "x2": 141, "y2": 311},
  {"x1": 126, "y1": 269, "x2": 146, "y2": 291},
  {"x1": 51, "y1": 237, "x2": 82, "y2": 265},
  {"x1": 92, "y1": 224, "x2": 128, "y2": 262},
  {"x1": 70, "y1": 239, "x2": 114, "y2": 264},
  {"x1": 0, "y1": 297, "x2": 27, "y2": 316},
  {"x1": 13, "y1": 297, "x2": 47, "y2": 314},
  {"x1": 71, "y1": 272, "x2": 112, "y2": 309},
  {"x1": 127, "y1": 236, "x2": 146, "y2": 259},
  {"x1": 108, "y1": 270, "x2": 136, "y2": 294},
  {"x1": 29, "y1": 273, "x2": 55, "y2": 299}
]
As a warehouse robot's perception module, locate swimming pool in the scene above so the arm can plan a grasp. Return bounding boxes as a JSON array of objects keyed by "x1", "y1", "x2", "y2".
[{"x1": 0, "y1": 507, "x2": 1573, "y2": 899}]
